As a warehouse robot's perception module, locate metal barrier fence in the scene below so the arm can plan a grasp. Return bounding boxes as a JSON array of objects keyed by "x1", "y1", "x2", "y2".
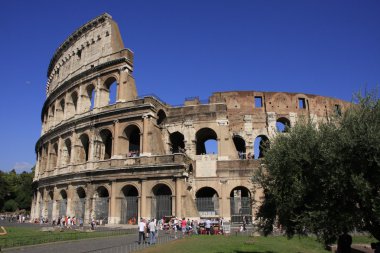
[
  {"x1": 0, "y1": 228, "x2": 135, "y2": 249},
  {"x1": 82, "y1": 231, "x2": 186, "y2": 253}
]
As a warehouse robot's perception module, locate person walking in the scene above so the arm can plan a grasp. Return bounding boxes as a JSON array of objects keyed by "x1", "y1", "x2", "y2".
[
  {"x1": 149, "y1": 219, "x2": 157, "y2": 244},
  {"x1": 138, "y1": 218, "x2": 146, "y2": 244}
]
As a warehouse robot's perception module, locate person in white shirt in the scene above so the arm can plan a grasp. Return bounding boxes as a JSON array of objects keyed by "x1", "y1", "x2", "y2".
[
  {"x1": 138, "y1": 218, "x2": 146, "y2": 244},
  {"x1": 148, "y1": 219, "x2": 156, "y2": 244}
]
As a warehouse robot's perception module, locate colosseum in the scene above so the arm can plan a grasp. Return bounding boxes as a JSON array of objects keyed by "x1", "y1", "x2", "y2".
[{"x1": 31, "y1": 13, "x2": 351, "y2": 225}]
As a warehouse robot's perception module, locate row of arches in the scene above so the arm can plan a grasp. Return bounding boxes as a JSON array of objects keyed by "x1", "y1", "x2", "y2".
[
  {"x1": 43, "y1": 76, "x2": 118, "y2": 132},
  {"x1": 37, "y1": 184, "x2": 252, "y2": 224},
  {"x1": 169, "y1": 128, "x2": 271, "y2": 160},
  {"x1": 38, "y1": 124, "x2": 141, "y2": 173}
]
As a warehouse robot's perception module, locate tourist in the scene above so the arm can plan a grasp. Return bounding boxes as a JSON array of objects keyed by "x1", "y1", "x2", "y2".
[
  {"x1": 138, "y1": 218, "x2": 146, "y2": 244},
  {"x1": 205, "y1": 218, "x2": 211, "y2": 235},
  {"x1": 181, "y1": 218, "x2": 187, "y2": 235},
  {"x1": 148, "y1": 219, "x2": 156, "y2": 244}
]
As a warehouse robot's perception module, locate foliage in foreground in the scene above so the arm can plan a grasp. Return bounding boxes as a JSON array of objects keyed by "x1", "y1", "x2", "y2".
[
  {"x1": 253, "y1": 90, "x2": 380, "y2": 246},
  {"x1": 0, "y1": 168, "x2": 34, "y2": 212}
]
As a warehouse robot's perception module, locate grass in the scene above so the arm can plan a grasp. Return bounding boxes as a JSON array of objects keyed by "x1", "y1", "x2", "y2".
[
  {"x1": 0, "y1": 226, "x2": 133, "y2": 249},
  {"x1": 137, "y1": 235, "x2": 376, "y2": 253}
]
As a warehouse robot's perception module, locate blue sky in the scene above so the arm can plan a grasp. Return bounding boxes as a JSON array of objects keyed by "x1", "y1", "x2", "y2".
[{"x1": 0, "y1": 0, "x2": 379, "y2": 172}]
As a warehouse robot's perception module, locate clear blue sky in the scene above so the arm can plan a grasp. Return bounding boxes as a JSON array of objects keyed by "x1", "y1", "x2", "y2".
[{"x1": 0, "y1": 0, "x2": 379, "y2": 172}]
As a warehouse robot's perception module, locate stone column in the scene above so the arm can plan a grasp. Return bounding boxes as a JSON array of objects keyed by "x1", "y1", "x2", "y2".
[
  {"x1": 34, "y1": 190, "x2": 42, "y2": 220},
  {"x1": 142, "y1": 114, "x2": 149, "y2": 155},
  {"x1": 67, "y1": 185, "x2": 74, "y2": 217},
  {"x1": 140, "y1": 180, "x2": 147, "y2": 218},
  {"x1": 175, "y1": 178, "x2": 182, "y2": 218},
  {"x1": 109, "y1": 181, "x2": 120, "y2": 224},
  {"x1": 56, "y1": 137, "x2": 63, "y2": 169},
  {"x1": 220, "y1": 180, "x2": 230, "y2": 220},
  {"x1": 52, "y1": 186, "x2": 58, "y2": 219},
  {"x1": 112, "y1": 120, "x2": 122, "y2": 158}
]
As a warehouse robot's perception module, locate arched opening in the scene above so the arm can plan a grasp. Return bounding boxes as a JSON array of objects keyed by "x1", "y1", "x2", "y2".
[
  {"x1": 74, "y1": 187, "x2": 86, "y2": 221},
  {"x1": 71, "y1": 91, "x2": 78, "y2": 115},
  {"x1": 196, "y1": 187, "x2": 219, "y2": 217},
  {"x1": 196, "y1": 128, "x2": 218, "y2": 155},
  {"x1": 58, "y1": 190, "x2": 67, "y2": 218},
  {"x1": 99, "y1": 129, "x2": 113, "y2": 160},
  {"x1": 151, "y1": 184, "x2": 172, "y2": 219},
  {"x1": 157, "y1": 110, "x2": 167, "y2": 125},
  {"x1": 47, "y1": 191, "x2": 53, "y2": 221},
  {"x1": 62, "y1": 139, "x2": 71, "y2": 166},
  {"x1": 86, "y1": 84, "x2": 96, "y2": 110},
  {"x1": 78, "y1": 134, "x2": 90, "y2": 162},
  {"x1": 169, "y1": 131, "x2": 185, "y2": 153},
  {"x1": 124, "y1": 125, "x2": 141, "y2": 157},
  {"x1": 230, "y1": 186, "x2": 252, "y2": 224},
  {"x1": 50, "y1": 105, "x2": 55, "y2": 125},
  {"x1": 120, "y1": 185, "x2": 139, "y2": 224},
  {"x1": 94, "y1": 186, "x2": 109, "y2": 224},
  {"x1": 58, "y1": 98, "x2": 65, "y2": 122},
  {"x1": 104, "y1": 77, "x2": 117, "y2": 105},
  {"x1": 276, "y1": 117, "x2": 290, "y2": 133},
  {"x1": 233, "y1": 135, "x2": 246, "y2": 159},
  {"x1": 254, "y1": 135, "x2": 270, "y2": 159},
  {"x1": 50, "y1": 143, "x2": 58, "y2": 169}
]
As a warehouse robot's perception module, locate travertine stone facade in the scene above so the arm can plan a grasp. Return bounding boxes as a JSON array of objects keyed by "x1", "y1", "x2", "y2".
[{"x1": 31, "y1": 13, "x2": 351, "y2": 225}]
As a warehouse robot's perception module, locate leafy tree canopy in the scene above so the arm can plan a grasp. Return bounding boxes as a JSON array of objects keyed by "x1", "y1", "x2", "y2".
[
  {"x1": 0, "y1": 166, "x2": 35, "y2": 212},
  {"x1": 253, "y1": 90, "x2": 380, "y2": 246}
]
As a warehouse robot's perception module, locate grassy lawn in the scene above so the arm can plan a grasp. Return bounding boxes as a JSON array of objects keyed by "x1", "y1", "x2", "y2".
[
  {"x1": 0, "y1": 226, "x2": 133, "y2": 249},
  {"x1": 138, "y1": 235, "x2": 375, "y2": 253}
]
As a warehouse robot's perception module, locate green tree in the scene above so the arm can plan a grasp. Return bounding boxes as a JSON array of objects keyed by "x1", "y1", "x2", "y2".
[{"x1": 253, "y1": 91, "x2": 380, "y2": 246}]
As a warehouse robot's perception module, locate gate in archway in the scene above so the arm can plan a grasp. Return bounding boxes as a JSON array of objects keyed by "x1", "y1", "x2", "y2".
[
  {"x1": 94, "y1": 197, "x2": 109, "y2": 224},
  {"x1": 47, "y1": 200, "x2": 53, "y2": 220},
  {"x1": 120, "y1": 197, "x2": 138, "y2": 224},
  {"x1": 230, "y1": 197, "x2": 252, "y2": 223},
  {"x1": 151, "y1": 196, "x2": 172, "y2": 219},
  {"x1": 58, "y1": 199, "x2": 67, "y2": 217},
  {"x1": 74, "y1": 198, "x2": 86, "y2": 219}
]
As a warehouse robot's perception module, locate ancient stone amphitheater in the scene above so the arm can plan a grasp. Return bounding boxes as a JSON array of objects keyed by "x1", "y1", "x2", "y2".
[{"x1": 31, "y1": 13, "x2": 351, "y2": 225}]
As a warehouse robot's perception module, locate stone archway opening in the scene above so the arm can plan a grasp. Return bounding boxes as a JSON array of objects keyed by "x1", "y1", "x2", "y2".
[
  {"x1": 99, "y1": 129, "x2": 113, "y2": 160},
  {"x1": 196, "y1": 187, "x2": 219, "y2": 217},
  {"x1": 276, "y1": 117, "x2": 290, "y2": 133},
  {"x1": 74, "y1": 187, "x2": 86, "y2": 221},
  {"x1": 233, "y1": 135, "x2": 246, "y2": 159},
  {"x1": 124, "y1": 125, "x2": 140, "y2": 156},
  {"x1": 79, "y1": 134, "x2": 90, "y2": 162},
  {"x1": 63, "y1": 139, "x2": 71, "y2": 166},
  {"x1": 230, "y1": 186, "x2": 252, "y2": 224},
  {"x1": 157, "y1": 110, "x2": 167, "y2": 125},
  {"x1": 254, "y1": 135, "x2": 270, "y2": 159},
  {"x1": 47, "y1": 191, "x2": 53, "y2": 221},
  {"x1": 104, "y1": 77, "x2": 117, "y2": 105},
  {"x1": 86, "y1": 84, "x2": 96, "y2": 110},
  {"x1": 93, "y1": 186, "x2": 109, "y2": 225},
  {"x1": 196, "y1": 128, "x2": 218, "y2": 155},
  {"x1": 58, "y1": 190, "x2": 67, "y2": 218},
  {"x1": 120, "y1": 185, "x2": 138, "y2": 224},
  {"x1": 169, "y1": 131, "x2": 185, "y2": 153},
  {"x1": 151, "y1": 184, "x2": 172, "y2": 220}
]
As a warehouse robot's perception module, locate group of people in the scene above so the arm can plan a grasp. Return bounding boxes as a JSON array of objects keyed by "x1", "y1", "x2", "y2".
[
  {"x1": 138, "y1": 218, "x2": 158, "y2": 245},
  {"x1": 51, "y1": 216, "x2": 84, "y2": 229},
  {"x1": 127, "y1": 150, "x2": 140, "y2": 157},
  {"x1": 1, "y1": 214, "x2": 29, "y2": 223},
  {"x1": 238, "y1": 151, "x2": 254, "y2": 160}
]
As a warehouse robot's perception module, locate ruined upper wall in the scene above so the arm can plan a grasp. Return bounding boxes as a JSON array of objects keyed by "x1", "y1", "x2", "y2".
[{"x1": 46, "y1": 13, "x2": 132, "y2": 96}]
